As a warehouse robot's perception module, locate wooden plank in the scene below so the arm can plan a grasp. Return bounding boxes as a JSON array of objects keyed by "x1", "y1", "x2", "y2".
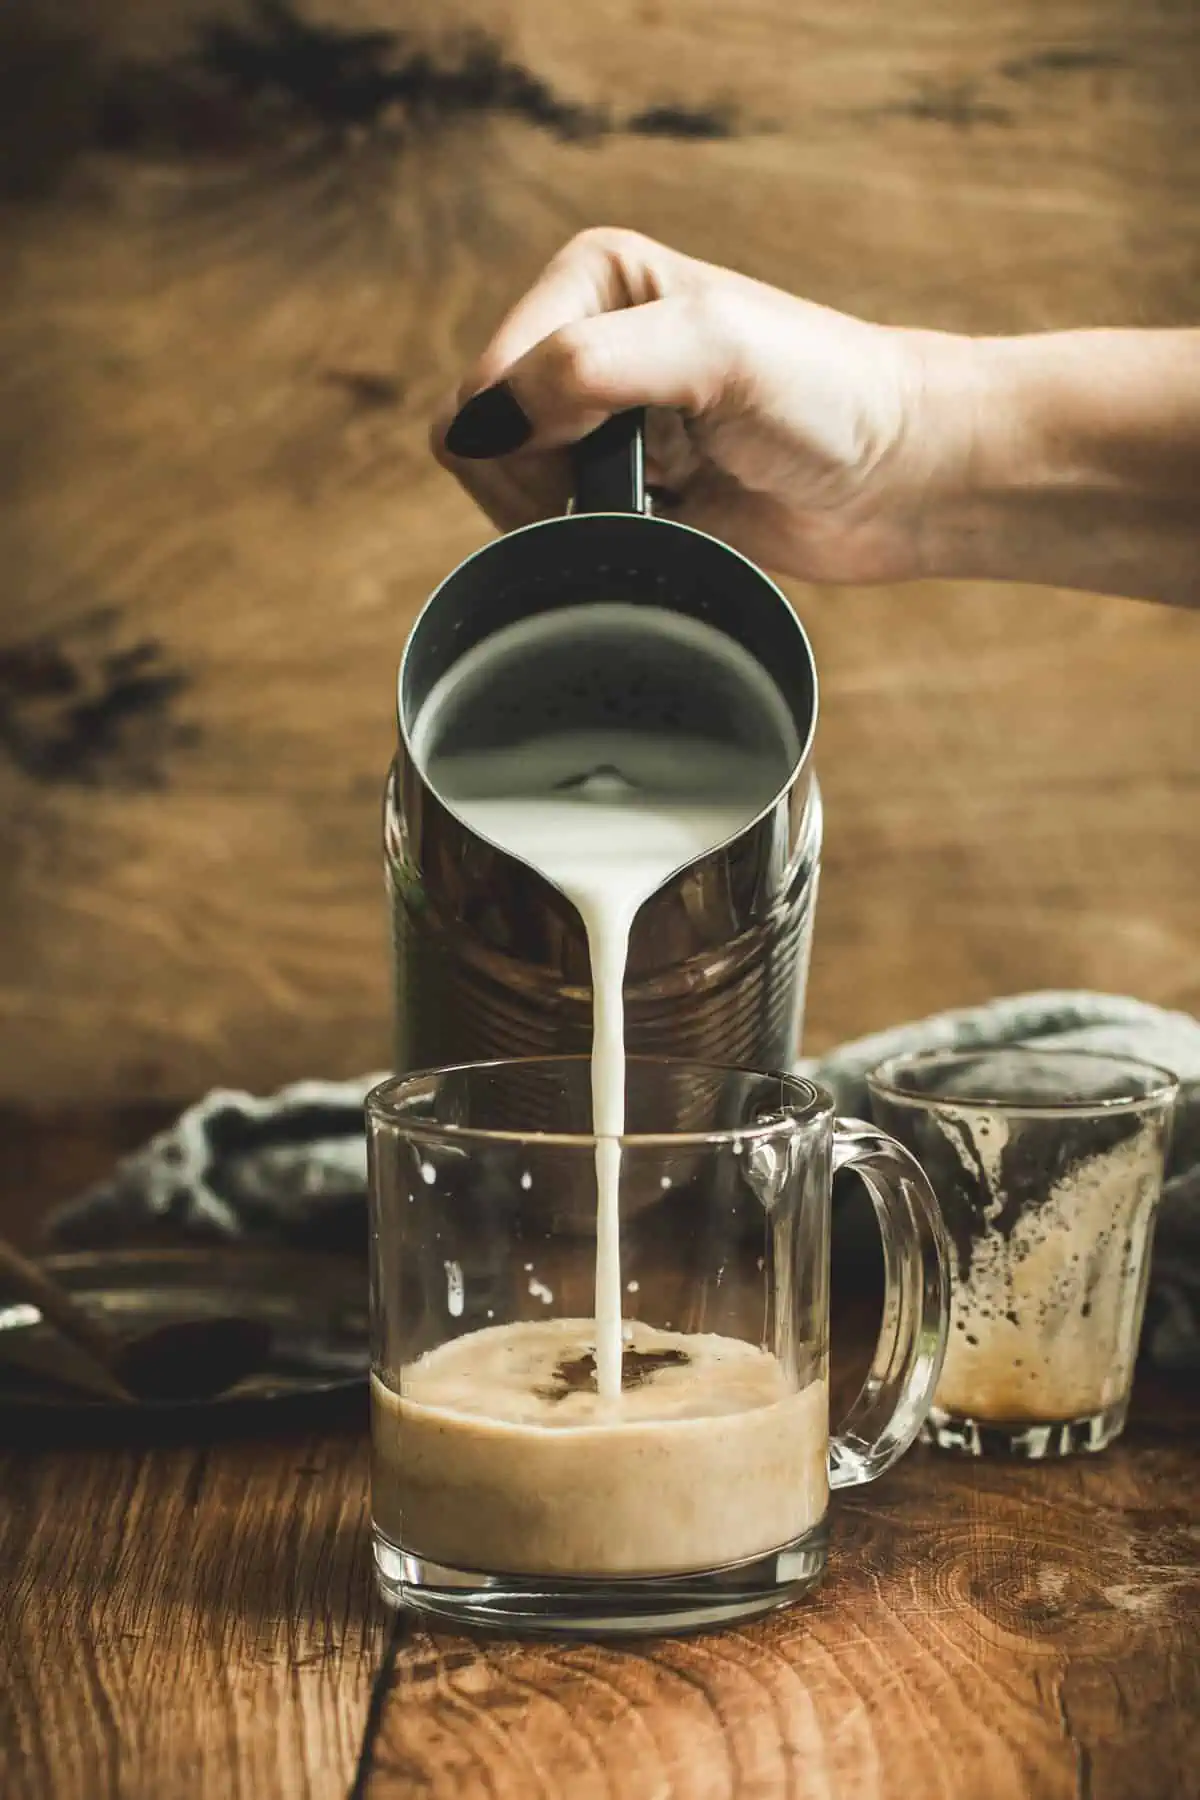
[
  {"x1": 4, "y1": 1371, "x2": 1195, "y2": 1800},
  {"x1": 0, "y1": 1117, "x2": 1196, "y2": 1799},
  {"x1": 0, "y1": 1117, "x2": 383, "y2": 1800},
  {"x1": 0, "y1": 0, "x2": 1197, "y2": 1105},
  {"x1": 364, "y1": 1373, "x2": 1200, "y2": 1800},
  {"x1": 0, "y1": 1423, "x2": 384, "y2": 1800}
]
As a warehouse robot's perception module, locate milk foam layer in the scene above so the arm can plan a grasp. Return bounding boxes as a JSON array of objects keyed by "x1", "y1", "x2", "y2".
[{"x1": 371, "y1": 1319, "x2": 829, "y2": 1577}]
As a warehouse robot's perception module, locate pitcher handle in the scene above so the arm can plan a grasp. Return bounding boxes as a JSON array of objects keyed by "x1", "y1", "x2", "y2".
[
  {"x1": 828, "y1": 1118, "x2": 950, "y2": 1489},
  {"x1": 571, "y1": 409, "x2": 647, "y2": 515}
]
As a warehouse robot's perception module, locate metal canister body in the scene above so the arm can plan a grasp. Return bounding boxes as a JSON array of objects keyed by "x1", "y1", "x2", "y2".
[
  {"x1": 386, "y1": 754, "x2": 821, "y2": 1085},
  {"x1": 385, "y1": 414, "x2": 823, "y2": 1114}
]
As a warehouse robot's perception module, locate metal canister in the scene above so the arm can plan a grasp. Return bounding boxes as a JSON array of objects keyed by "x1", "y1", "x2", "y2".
[{"x1": 385, "y1": 412, "x2": 822, "y2": 1099}]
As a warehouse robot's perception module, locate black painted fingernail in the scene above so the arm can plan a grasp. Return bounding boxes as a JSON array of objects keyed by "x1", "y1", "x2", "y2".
[{"x1": 443, "y1": 382, "x2": 533, "y2": 459}]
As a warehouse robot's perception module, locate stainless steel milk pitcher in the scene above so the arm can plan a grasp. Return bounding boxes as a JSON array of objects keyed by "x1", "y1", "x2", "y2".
[{"x1": 385, "y1": 410, "x2": 822, "y2": 1082}]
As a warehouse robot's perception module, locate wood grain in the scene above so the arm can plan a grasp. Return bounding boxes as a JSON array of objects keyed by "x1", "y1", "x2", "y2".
[
  {"x1": 4, "y1": 1375, "x2": 1194, "y2": 1800},
  {"x1": 0, "y1": 1425, "x2": 385, "y2": 1800},
  {"x1": 365, "y1": 1395, "x2": 1200, "y2": 1800},
  {"x1": 0, "y1": 1135, "x2": 384, "y2": 1800},
  {"x1": 0, "y1": 0, "x2": 1198, "y2": 1105},
  {"x1": 5, "y1": 1370, "x2": 1194, "y2": 1799},
  {"x1": 1, "y1": 1118, "x2": 1198, "y2": 1800}
]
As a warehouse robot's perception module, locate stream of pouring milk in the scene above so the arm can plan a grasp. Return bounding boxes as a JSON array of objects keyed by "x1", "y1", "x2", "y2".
[{"x1": 415, "y1": 611, "x2": 793, "y2": 1401}]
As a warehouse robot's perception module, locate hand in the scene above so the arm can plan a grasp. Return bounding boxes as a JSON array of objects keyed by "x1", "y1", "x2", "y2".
[{"x1": 431, "y1": 228, "x2": 979, "y2": 586}]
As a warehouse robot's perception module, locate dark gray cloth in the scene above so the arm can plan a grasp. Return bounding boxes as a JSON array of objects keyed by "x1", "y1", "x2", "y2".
[
  {"x1": 48, "y1": 1078, "x2": 385, "y2": 1255},
  {"x1": 48, "y1": 991, "x2": 1200, "y2": 1368}
]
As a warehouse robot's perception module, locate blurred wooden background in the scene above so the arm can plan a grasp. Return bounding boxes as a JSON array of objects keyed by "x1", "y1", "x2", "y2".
[{"x1": 0, "y1": 0, "x2": 1197, "y2": 1107}]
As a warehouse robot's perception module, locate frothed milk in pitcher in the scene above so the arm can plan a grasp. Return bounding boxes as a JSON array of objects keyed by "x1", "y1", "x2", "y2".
[{"x1": 412, "y1": 603, "x2": 799, "y2": 1395}]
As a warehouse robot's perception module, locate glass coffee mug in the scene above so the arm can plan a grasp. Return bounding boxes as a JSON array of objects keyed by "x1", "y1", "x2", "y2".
[
  {"x1": 868, "y1": 1046, "x2": 1178, "y2": 1458},
  {"x1": 366, "y1": 1057, "x2": 950, "y2": 1636}
]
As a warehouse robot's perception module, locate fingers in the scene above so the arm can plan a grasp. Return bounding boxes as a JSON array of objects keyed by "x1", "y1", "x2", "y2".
[
  {"x1": 461, "y1": 228, "x2": 682, "y2": 403},
  {"x1": 432, "y1": 229, "x2": 735, "y2": 531},
  {"x1": 509, "y1": 295, "x2": 730, "y2": 440},
  {"x1": 427, "y1": 415, "x2": 571, "y2": 534},
  {"x1": 440, "y1": 293, "x2": 733, "y2": 464}
]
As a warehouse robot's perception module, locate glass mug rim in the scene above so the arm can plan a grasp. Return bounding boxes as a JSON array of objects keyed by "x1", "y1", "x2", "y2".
[
  {"x1": 867, "y1": 1045, "x2": 1178, "y2": 1120},
  {"x1": 365, "y1": 1055, "x2": 832, "y2": 1150}
]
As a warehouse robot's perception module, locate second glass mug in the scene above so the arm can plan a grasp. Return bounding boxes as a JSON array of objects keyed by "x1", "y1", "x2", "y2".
[{"x1": 367, "y1": 1057, "x2": 951, "y2": 1636}]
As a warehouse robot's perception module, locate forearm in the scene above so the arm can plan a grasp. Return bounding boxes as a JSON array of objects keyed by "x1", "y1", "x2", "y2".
[{"x1": 920, "y1": 329, "x2": 1200, "y2": 607}]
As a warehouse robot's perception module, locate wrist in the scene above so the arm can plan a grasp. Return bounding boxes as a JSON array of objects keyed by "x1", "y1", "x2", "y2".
[
  {"x1": 900, "y1": 330, "x2": 1026, "y2": 585},
  {"x1": 909, "y1": 328, "x2": 1200, "y2": 601}
]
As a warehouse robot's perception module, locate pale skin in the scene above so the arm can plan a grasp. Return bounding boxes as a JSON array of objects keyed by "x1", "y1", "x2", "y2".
[{"x1": 433, "y1": 228, "x2": 1200, "y2": 610}]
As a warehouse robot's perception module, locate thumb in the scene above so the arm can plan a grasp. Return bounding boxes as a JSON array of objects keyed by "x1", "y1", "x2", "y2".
[{"x1": 442, "y1": 298, "x2": 730, "y2": 460}]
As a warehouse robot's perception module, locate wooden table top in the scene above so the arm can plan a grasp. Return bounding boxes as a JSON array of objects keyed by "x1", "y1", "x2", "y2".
[{"x1": 1, "y1": 1112, "x2": 1198, "y2": 1800}]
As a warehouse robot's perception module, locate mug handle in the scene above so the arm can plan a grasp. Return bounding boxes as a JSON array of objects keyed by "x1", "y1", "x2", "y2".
[
  {"x1": 828, "y1": 1118, "x2": 950, "y2": 1489},
  {"x1": 570, "y1": 409, "x2": 647, "y2": 515}
]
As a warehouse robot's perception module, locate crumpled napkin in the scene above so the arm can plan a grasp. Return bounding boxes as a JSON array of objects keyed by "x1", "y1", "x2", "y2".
[{"x1": 46, "y1": 991, "x2": 1200, "y2": 1369}]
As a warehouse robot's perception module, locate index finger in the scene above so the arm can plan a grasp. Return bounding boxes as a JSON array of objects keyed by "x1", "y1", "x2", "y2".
[{"x1": 461, "y1": 228, "x2": 685, "y2": 402}]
